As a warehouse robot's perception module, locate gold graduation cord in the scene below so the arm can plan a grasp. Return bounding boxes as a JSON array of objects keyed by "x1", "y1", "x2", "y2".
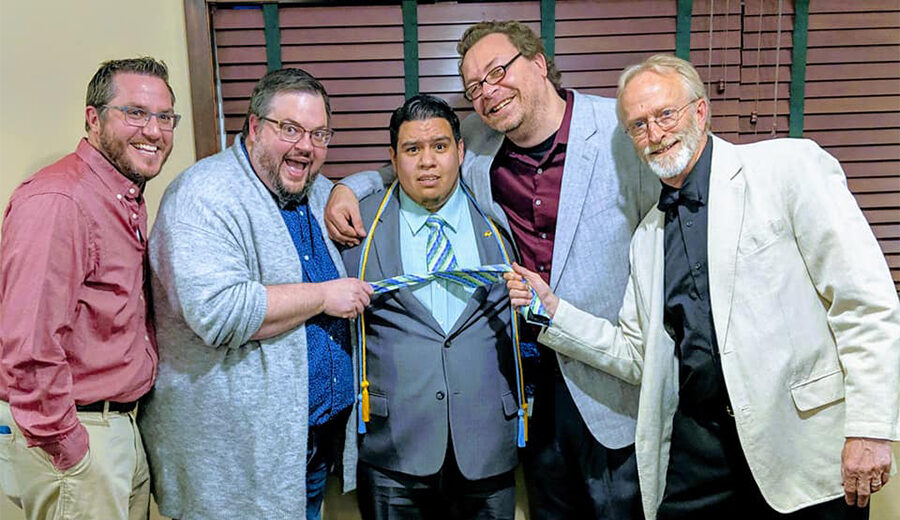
[{"x1": 355, "y1": 180, "x2": 528, "y2": 445}]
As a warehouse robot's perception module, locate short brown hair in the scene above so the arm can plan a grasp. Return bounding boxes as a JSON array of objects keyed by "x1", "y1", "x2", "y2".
[
  {"x1": 85, "y1": 57, "x2": 174, "y2": 131},
  {"x1": 457, "y1": 20, "x2": 561, "y2": 90},
  {"x1": 242, "y1": 68, "x2": 332, "y2": 138}
]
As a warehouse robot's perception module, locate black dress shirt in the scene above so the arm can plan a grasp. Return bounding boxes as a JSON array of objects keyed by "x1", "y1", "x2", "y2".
[{"x1": 659, "y1": 140, "x2": 729, "y2": 415}]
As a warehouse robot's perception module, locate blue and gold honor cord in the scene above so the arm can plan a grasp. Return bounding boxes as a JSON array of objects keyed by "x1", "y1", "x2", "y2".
[{"x1": 356, "y1": 180, "x2": 532, "y2": 446}]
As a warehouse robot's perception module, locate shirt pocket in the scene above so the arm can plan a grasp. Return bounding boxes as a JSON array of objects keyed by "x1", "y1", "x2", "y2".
[{"x1": 790, "y1": 369, "x2": 845, "y2": 412}]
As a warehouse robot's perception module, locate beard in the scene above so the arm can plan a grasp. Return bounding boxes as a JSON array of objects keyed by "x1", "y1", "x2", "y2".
[
  {"x1": 98, "y1": 123, "x2": 169, "y2": 185},
  {"x1": 251, "y1": 143, "x2": 318, "y2": 206},
  {"x1": 642, "y1": 116, "x2": 705, "y2": 180}
]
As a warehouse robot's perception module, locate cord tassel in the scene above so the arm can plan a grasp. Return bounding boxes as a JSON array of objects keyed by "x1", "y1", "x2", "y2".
[{"x1": 517, "y1": 409, "x2": 526, "y2": 448}]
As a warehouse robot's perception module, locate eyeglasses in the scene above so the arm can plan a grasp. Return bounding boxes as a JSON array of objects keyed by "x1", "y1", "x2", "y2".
[
  {"x1": 463, "y1": 52, "x2": 523, "y2": 102},
  {"x1": 103, "y1": 105, "x2": 181, "y2": 131},
  {"x1": 624, "y1": 99, "x2": 698, "y2": 140},
  {"x1": 260, "y1": 116, "x2": 334, "y2": 147}
]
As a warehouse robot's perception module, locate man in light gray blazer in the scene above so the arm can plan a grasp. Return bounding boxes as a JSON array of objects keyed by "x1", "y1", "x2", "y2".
[
  {"x1": 343, "y1": 95, "x2": 521, "y2": 519},
  {"x1": 327, "y1": 21, "x2": 657, "y2": 519}
]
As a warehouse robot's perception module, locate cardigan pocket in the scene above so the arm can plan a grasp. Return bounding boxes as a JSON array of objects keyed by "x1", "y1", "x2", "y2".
[
  {"x1": 501, "y1": 391, "x2": 518, "y2": 419},
  {"x1": 790, "y1": 369, "x2": 845, "y2": 412}
]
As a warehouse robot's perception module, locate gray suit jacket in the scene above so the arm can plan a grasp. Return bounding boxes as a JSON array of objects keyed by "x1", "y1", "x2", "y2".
[
  {"x1": 341, "y1": 90, "x2": 658, "y2": 448},
  {"x1": 342, "y1": 184, "x2": 520, "y2": 479}
]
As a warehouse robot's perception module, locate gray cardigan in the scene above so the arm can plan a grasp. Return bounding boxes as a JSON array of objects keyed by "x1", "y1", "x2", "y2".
[{"x1": 140, "y1": 136, "x2": 357, "y2": 519}]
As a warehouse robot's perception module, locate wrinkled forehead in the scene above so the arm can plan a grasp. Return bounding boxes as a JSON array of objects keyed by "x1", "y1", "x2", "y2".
[{"x1": 622, "y1": 71, "x2": 688, "y2": 113}]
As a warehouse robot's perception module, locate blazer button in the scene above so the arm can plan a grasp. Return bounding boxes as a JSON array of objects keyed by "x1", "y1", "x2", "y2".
[
  {"x1": 436, "y1": 391, "x2": 445, "y2": 400},
  {"x1": 443, "y1": 339, "x2": 451, "y2": 348}
]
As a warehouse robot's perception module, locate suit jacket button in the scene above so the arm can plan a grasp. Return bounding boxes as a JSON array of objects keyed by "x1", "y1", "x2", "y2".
[
  {"x1": 436, "y1": 391, "x2": 445, "y2": 400},
  {"x1": 443, "y1": 339, "x2": 451, "y2": 348}
]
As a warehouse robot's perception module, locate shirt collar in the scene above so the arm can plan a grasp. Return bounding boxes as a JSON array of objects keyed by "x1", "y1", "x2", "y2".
[
  {"x1": 657, "y1": 138, "x2": 713, "y2": 212},
  {"x1": 75, "y1": 138, "x2": 144, "y2": 202},
  {"x1": 399, "y1": 180, "x2": 465, "y2": 236}
]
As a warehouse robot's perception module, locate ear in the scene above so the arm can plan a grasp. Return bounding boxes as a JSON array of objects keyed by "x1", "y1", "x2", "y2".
[
  {"x1": 694, "y1": 98, "x2": 709, "y2": 129},
  {"x1": 389, "y1": 146, "x2": 398, "y2": 173},
  {"x1": 531, "y1": 52, "x2": 548, "y2": 79},
  {"x1": 246, "y1": 114, "x2": 262, "y2": 145},
  {"x1": 85, "y1": 105, "x2": 102, "y2": 134},
  {"x1": 456, "y1": 138, "x2": 465, "y2": 166}
]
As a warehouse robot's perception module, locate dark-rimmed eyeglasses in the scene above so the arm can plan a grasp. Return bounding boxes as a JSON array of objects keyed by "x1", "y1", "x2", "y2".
[
  {"x1": 102, "y1": 105, "x2": 180, "y2": 131},
  {"x1": 260, "y1": 116, "x2": 334, "y2": 147},
  {"x1": 463, "y1": 52, "x2": 523, "y2": 102},
  {"x1": 624, "y1": 99, "x2": 698, "y2": 140}
]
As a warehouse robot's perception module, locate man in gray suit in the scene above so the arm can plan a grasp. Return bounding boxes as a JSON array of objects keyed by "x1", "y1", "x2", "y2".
[
  {"x1": 342, "y1": 94, "x2": 521, "y2": 520},
  {"x1": 328, "y1": 21, "x2": 657, "y2": 518}
]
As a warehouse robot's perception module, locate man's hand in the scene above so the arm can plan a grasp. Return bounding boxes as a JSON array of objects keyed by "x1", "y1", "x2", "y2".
[
  {"x1": 325, "y1": 184, "x2": 366, "y2": 246},
  {"x1": 841, "y1": 437, "x2": 892, "y2": 507},
  {"x1": 320, "y1": 278, "x2": 373, "y2": 319},
  {"x1": 502, "y1": 262, "x2": 559, "y2": 318}
]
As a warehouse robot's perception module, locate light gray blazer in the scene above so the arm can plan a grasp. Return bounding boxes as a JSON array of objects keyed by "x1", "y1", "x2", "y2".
[
  {"x1": 342, "y1": 185, "x2": 520, "y2": 479},
  {"x1": 342, "y1": 90, "x2": 658, "y2": 448},
  {"x1": 141, "y1": 137, "x2": 357, "y2": 519}
]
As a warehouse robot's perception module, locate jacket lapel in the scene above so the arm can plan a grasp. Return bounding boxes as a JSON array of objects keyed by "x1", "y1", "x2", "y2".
[
  {"x1": 369, "y1": 192, "x2": 444, "y2": 335},
  {"x1": 706, "y1": 136, "x2": 746, "y2": 352},
  {"x1": 551, "y1": 91, "x2": 598, "y2": 291}
]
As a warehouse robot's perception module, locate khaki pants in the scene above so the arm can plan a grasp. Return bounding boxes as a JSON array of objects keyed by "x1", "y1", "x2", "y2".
[{"x1": 0, "y1": 400, "x2": 150, "y2": 520}]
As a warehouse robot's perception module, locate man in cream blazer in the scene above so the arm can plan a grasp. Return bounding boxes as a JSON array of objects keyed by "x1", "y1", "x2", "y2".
[{"x1": 508, "y1": 54, "x2": 899, "y2": 519}]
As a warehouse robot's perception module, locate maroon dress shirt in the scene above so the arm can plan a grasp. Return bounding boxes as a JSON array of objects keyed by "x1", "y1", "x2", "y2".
[
  {"x1": 490, "y1": 90, "x2": 574, "y2": 284},
  {"x1": 0, "y1": 139, "x2": 158, "y2": 470}
]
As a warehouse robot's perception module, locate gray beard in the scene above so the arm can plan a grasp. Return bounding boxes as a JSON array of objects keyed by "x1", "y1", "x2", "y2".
[{"x1": 642, "y1": 119, "x2": 704, "y2": 180}]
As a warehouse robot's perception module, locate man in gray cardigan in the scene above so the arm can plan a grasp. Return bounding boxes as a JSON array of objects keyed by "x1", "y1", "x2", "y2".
[{"x1": 140, "y1": 69, "x2": 372, "y2": 519}]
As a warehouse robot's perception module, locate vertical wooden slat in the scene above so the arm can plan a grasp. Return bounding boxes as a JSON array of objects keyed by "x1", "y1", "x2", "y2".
[
  {"x1": 788, "y1": 0, "x2": 809, "y2": 138},
  {"x1": 262, "y1": 3, "x2": 282, "y2": 72},
  {"x1": 402, "y1": 0, "x2": 419, "y2": 99},
  {"x1": 184, "y1": 0, "x2": 218, "y2": 160},
  {"x1": 541, "y1": 0, "x2": 555, "y2": 59},
  {"x1": 676, "y1": 0, "x2": 694, "y2": 59}
]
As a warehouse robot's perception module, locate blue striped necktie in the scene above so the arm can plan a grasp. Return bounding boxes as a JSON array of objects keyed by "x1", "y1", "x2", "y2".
[{"x1": 425, "y1": 215, "x2": 458, "y2": 272}]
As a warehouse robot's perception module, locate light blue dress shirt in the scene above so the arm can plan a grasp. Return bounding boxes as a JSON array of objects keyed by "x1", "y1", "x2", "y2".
[{"x1": 398, "y1": 181, "x2": 480, "y2": 333}]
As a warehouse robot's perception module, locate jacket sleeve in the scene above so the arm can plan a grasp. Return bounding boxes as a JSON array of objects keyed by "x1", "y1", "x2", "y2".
[
  {"x1": 538, "y1": 266, "x2": 646, "y2": 385},
  {"x1": 339, "y1": 164, "x2": 396, "y2": 200},
  {"x1": 786, "y1": 140, "x2": 900, "y2": 440},
  {"x1": 0, "y1": 193, "x2": 90, "y2": 470},
  {"x1": 149, "y1": 205, "x2": 268, "y2": 350}
]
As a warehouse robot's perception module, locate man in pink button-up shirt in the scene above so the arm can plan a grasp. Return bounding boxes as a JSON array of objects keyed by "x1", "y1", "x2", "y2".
[{"x1": 0, "y1": 57, "x2": 178, "y2": 520}]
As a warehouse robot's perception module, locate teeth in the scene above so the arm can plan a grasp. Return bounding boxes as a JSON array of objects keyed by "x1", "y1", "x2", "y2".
[
  {"x1": 133, "y1": 143, "x2": 158, "y2": 152},
  {"x1": 490, "y1": 98, "x2": 513, "y2": 114}
]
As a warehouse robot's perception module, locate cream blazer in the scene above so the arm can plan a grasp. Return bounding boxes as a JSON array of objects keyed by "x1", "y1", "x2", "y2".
[{"x1": 539, "y1": 136, "x2": 900, "y2": 518}]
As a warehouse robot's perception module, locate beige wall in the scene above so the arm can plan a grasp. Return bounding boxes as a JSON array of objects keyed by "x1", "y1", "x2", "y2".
[{"x1": 0, "y1": 1, "x2": 897, "y2": 519}]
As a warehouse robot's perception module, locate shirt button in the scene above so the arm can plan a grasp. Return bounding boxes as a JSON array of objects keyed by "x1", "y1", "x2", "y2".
[
  {"x1": 299, "y1": 210, "x2": 305, "y2": 216},
  {"x1": 116, "y1": 194, "x2": 123, "y2": 200},
  {"x1": 131, "y1": 213, "x2": 138, "y2": 220},
  {"x1": 686, "y1": 220, "x2": 693, "y2": 227},
  {"x1": 538, "y1": 265, "x2": 545, "y2": 272},
  {"x1": 535, "y1": 199, "x2": 542, "y2": 206},
  {"x1": 540, "y1": 232, "x2": 547, "y2": 239},
  {"x1": 333, "y1": 377, "x2": 338, "y2": 383},
  {"x1": 693, "y1": 262, "x2": 702, "y2": 271},
  {"x1": 129, "y1": 188, "x2": 136, "y2": 194},
  {"x1": 303, "y1": 255, "x2": 309, "y2": 261},
  {"x1": 436, "y1": 391, "x2": 445, "y2": 400},
  {"x1": 536, "y1": 168, "x2": 543, "y2": 175},
  {"x1": 144, "y1": 335, "x2": 150, "y2": 341}
]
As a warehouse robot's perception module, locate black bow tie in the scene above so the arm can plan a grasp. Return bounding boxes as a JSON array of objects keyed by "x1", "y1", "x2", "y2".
[{"x1": 657, "y1": 186, "x2": 702, "y2": 212}]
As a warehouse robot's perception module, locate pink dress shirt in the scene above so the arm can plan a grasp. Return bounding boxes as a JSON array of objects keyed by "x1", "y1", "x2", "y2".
[{"x1": 0, "y1": 139, "x2": 158, "y2": 470}]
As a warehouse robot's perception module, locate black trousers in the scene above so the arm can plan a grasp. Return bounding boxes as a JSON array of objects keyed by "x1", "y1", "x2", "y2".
[
  {"x1": 658, "y1": 407, "x2": 869, "y2": 520},
  {"x1": 520, "y1": 371, "x2": 642, "y2": 520},
  {"x1": 357, "y1": 444, "x2": 516, "y2": 520}
]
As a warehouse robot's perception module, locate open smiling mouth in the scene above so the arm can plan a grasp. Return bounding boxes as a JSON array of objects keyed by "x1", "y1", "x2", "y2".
[
  {"x1": 284, "y1": 156, "x2": 310, "y2": 175},
  {"x1": 132, "y1": 143, "x2": 159, "y2": 155},
  {"x1": 488, "y1": 96, "x2": 515, "y2": 115},
  {"x1": 650, "y1": 141, "x2": 678, "y2": 156}
]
